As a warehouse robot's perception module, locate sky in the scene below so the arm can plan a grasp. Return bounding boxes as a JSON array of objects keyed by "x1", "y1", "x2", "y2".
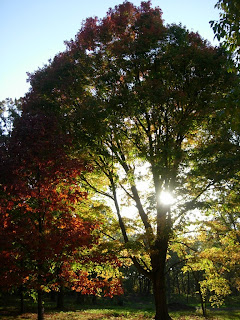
[{"x1": 0, "y1": 0, "x2": 221, "y2": 102}]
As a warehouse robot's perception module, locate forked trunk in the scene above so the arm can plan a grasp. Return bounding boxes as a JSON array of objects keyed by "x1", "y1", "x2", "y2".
[{"x1": 152, "y1": 270, "x2": 172, "y2": 320}]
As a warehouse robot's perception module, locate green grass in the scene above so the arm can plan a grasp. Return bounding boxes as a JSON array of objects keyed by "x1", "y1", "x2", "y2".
[
  {"x1": 0, "y1": 309, "x2": 240, "y2": 320},
  {"x1": 0, "y1": 294, "x2": 239, "y2": 320}
]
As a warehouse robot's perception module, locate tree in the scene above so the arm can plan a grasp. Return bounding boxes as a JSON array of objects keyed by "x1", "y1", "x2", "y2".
[
  {"x1": 23, "y1": 2, "x2": 239, "y2": 319},
  {"x1": 0, "y1": 111, "x2": 122, "y2": 319},
  {"x1": 172, "y1": 231, "x2": 232, "y2": 316},
  {"x1": 200, "y1": 178, "x2": 240, "y2": 298},
  {"x1": 210, "y1": 0, "x2": 240, "y2": 66}
]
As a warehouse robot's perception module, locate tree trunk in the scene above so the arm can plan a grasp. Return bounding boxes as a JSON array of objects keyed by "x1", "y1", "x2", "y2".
[
  {"x1": 152, "y1": 270, "x2": 172, "y2": 320},
  {"x1": 20, "y1": 286, "x2": 25, "y2": 314},
  {"x1": 176, "y1": 274, "x2": 180, "y2": 295},
  {"x1": 57, "y1": 286, "x2": 64, "y2": 310},
  {"x1": 198, "y1": 284, "x2": 207, "y2": 318},
  {"x1": 186, "y1": 271, "x2": 190, "y2": 303},
  {"x1": 76, "y1": 292, "x2": 85, "y2": 304},
  {"x1": 192, "y1": 271, "x2": 207, "y2": 317},
  {"x1": 91, "y1": 295, "x2": 97, "y2": 305},
  {"x1": 50, "y1": 290, "x2": 56, "y2": 302},
  {"x1": 166, "y1": 270, "x2": 171, "y2": 303},
  {"x1": 37, "y1": 290, "x2": 44, "y2": 320}
]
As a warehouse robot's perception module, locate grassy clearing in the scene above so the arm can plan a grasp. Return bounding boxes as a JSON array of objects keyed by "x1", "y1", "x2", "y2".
[
  {"x1": 0, "y1": 295, "x2": 239, "y2": 320},
  {"x1": 1, "y1": 308, "x2": 240, "y2": 320}
]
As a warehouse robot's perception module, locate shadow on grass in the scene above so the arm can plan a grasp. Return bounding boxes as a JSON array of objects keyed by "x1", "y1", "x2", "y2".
[{"x1": 0, "y1": 294, "x2": 240, "y2": 320}]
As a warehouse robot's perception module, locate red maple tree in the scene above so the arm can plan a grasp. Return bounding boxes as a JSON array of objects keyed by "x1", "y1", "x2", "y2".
[{"x1": 0, "y1": 111, "x2": 122, "y2": 320}]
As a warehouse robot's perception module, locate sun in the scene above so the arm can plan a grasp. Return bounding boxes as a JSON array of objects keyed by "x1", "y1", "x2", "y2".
[{"x1": 159, "y1": 191, "x2": 175, "y2": 206}]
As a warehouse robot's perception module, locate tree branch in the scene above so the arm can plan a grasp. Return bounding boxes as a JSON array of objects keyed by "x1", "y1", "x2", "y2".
[
  {"x1": 119, "y1": 182, "x2": 135, "y2": 200},
  {"x1": 81, "y1": 176, "x2": 114, "y2": 200},
  {"x1": 131, "y1": 256, "x2": 152, "y2": 279}
]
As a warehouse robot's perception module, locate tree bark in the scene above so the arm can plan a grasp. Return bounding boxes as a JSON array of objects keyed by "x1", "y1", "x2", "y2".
[
  {"x1": 152, "y1": 268, "x2": 172, "y2": 320},
  {"x1": 50, "y1": 290, "x2": 56, "y2": 302},
  {"x1": 192, "y1": 271, "x2": 207, "y2": 317},
  {"x1": 166, "y1": 270, "x2": 171, "y2": 303},
  {"x1": 76, "y1": 292, "x2": 85, "y2": 304},
  {"x1": 198, "y1": 283, "x2": 207, "y2": 317},
  {"x1": 20, "y1": 286, "x2": 25, "y2": 314},
  {"x1": 37, "y1": 290, "x2": 44, "y2": 320},
  {"x1": 187, "y1": 271, "x2": 190, "y2": 303},
  {"x1": 57, "y1": 286, "x2": 64, "y2": 310}
]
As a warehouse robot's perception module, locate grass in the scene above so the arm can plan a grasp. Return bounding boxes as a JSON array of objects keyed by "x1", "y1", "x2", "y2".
[
  {"x1": 1, "y1": 309, "x2": 240, "y2": 320},
  {"x1": 0, "y1": 294, "x2": 239, "y2": 320}
]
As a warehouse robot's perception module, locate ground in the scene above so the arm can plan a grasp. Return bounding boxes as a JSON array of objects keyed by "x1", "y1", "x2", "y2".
[{"x1": 0, "y1": 294, "x2": 239, "y2": 320}]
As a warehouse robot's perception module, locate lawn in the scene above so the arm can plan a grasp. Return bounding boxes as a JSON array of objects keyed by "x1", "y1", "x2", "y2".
[
  {"x1": 0, "y1": 294, "x2": 239, "y2": 320},
  {"x1": 1, "y1": 308, "x2": 240, "y2": 320}
]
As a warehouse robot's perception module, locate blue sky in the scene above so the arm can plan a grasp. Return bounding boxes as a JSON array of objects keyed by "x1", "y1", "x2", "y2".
[{"x1": 0, "y1": 0, "x2": 220, "y2": 101}]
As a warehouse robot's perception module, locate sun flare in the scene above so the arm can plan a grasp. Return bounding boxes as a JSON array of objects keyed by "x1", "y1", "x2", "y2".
[{"x1": 159, "y1": 191, "x2": 175, "y2": 206}]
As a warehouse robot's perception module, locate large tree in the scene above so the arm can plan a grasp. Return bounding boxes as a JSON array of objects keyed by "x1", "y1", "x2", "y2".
[{"x1": 24, "y1": 2, "x2": 239, "y2": 319}]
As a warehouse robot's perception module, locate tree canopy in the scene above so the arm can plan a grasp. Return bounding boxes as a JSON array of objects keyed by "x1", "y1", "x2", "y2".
[
  {"x1": 0, "y1": 109, "x2": 123, "y2": 320},
  {"x1": 2, "y1": 2, "x2": 240, "y2": 320},
  {"x1": 210, "y1": 0, "x2": 240, "y2": 66}
]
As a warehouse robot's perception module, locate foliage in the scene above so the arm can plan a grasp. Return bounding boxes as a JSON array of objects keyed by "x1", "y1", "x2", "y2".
[
  {"x1": 4, "y1": 1, "x2": 240, "y2": 319},
  {"x1": 0, "y1": 99, "x2": 21, "y2": 140},
  {"x1": 210, "y1": 0, "x2": 240, "y2": 67},
  {"x1": 202, "y1": 179, "x2": 240, "y2": 294},
  {"x1": 0, "y1": 110, "x2": 123, "y2": 308},
  {"x1": 173, "y1": 182, "x2": 240, "y2": 308}
]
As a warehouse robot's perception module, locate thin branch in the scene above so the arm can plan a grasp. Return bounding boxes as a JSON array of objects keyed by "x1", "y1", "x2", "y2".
[
  {"x1": 119, "y1": 182, "x2": 135, "y2": 200},
  {"x1": 135, "y1": 115, "x2": 148, "y2": 135},
  {"x1": 110, "y1": 177, "x2": 129, "y2": 244},
  {"x1": 176, "y1": 181, "x2": 216, "y2": 219},
  {"x1": 165, "y1": 258, "x2": 189, "y2": 275},
  {"x1": 101, "y1": 231, "x2": 117, "y2": 241},
  {"x1": 140, "y1": 258, "x2": 152, "y2": 273},
  {"x1": 192, "y1": 181, "x2": 216, "y2": 203},
  {"x1": 131, "y1": 256, "x2": 152, "y2": 279},
  {"x1": 173, "y1": 240, "x2": 198, "y2": 253},
  {"x1": 81, "y1": 176, "x2": 114, "y2": 200}
]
